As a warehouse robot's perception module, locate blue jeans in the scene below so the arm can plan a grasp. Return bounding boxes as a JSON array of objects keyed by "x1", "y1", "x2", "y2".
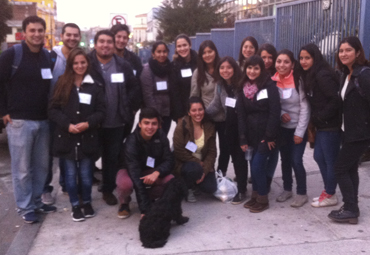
[
  {"x1": 279, "y1": 128, "x2": 307, "y2": 195},
  {"x1": 251, "y1": 143, "x2": 278, "y2": 196},
  {"x1": 6, "y1": 120, "x2": 50, "y2": 216},
  {"x1": 64, "y1": 158, "x2": 93, "y2": 206},
  {"x1": 314, "y1": 130, "x2": 341, "y2": 195}
]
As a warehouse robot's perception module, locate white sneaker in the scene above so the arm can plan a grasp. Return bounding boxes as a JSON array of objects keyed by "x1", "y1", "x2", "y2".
[
  {"x1": 187, "y1": 189, "x2": 197, "y2": 203},
  {"x1": 312, "y1": 190, "x2": 325, "y2": 202},
  {"x1": 311, "y1": 193, "x2": 337, "y2": 207}
]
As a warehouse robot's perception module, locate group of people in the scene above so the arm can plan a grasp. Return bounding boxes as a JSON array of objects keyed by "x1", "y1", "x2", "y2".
[{"x1": 1, "y1": 15, "x2": 370, "y2": 226}]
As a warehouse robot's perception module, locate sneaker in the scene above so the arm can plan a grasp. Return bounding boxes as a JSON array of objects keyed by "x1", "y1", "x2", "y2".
[
  {"x1": 276, "y1": 190, "x2": 293, "y2": 202},
  {"x1": 117, "y1": 204, "x2": 131, "y2": 219},
  {"x1": 187, "y1": 189, "x2": 197, "y2": 203},
  {"x1": 231, "y1": 192, "x2": 247, "y2": 205},
  {"x1": 36, "y1": 204, "x2": 57, "y2": 213},
  {"x1": 22, "y1": 212, "x2": 38, "y2": 224},
  {"x1": 312, "y1": 190, "x2": 325, "y2": 202},
  {"x1": 83, "y1": 203, "x2": 95, "y2": 218},
  {"x1": 311, "y1": 192, "x2": 338, "y2": 207},
  {"x1": 41, "y1": 192, "x2": 54, "y2": 205},
  {"x1": 71, "y1": 205, "x2": 85, "y2": 222},
  {"x1": 290, "y1": 194, "x2": 308, "y2": 208},
  {"x1": 103, "y1": 192, "x2": 118, "y2": 205},
  {"x1": 328, "y1": 207, "x2": 358, "y2": 224}
]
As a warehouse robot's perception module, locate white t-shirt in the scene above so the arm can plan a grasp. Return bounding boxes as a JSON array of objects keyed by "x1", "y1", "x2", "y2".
[{"x1": 341, "y1": 76, "x2": 350, "y2": 131}]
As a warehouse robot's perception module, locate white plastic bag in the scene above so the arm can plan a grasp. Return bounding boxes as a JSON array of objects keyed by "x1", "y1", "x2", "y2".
[{"x1": 213, "y1": 170, "x2": 238, "y2": 202}]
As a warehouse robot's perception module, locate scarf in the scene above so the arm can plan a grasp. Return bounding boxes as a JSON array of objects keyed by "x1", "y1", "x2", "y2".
[
  {"x1": 243, "y1": 81, "x2": 259, "y2": 100},
  {"x1": 148, "y1": 57, "x2": 171, "y2": 78},
  {"x1": 271, "y1": 70, "x2": 295, "y2": 89}
]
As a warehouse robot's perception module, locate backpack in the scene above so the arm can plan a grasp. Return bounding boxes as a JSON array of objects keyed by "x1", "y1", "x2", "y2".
[{"x1": 11, "y1": 44, "x2": 55, "y2": 79}]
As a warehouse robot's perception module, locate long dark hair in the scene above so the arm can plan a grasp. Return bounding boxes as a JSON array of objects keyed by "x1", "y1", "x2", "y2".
[
  {"x1": 239, "y1": 55, "x2": 269, "y2": 90},
  {"x1": 336, "y1": 36, "x2": 369, "y2": 73},
  {"x1": 215, "y1": 56, "x2": 242, "y2": 90},
  {"x1": 299, "y1": 43, "x2": 336, "y2": 94},
  {"x1": 257, "y1": 43, "x2": 277, "y2": 76},
  {"x1": 196, "y1": 40, "x2": 220, "y2": 88},
  {"x1": 238, "y1": 36, "x2": 258, "y2": 65},
  {"x1": 52, "y1": 48, "x2": 90, "y2": 106},
  {"x1": 276, "y1": 49, "x2": 301, "y2": 92}
]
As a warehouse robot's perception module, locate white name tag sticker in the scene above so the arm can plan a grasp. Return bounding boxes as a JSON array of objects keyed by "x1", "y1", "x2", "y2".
[
  {"x1": 281, "y1": 88, "x2": 293, "y2": 99},
  {"x1": 181, "y1": 68, "x2": 192, "y2": 78},
  {"x1": 185, "y1": 141, "x2": 197, "y2": 153},
  {"x1": 146, "y1": 157, "x2": 155, "y2": 168},
  {"x1": 111, "y1": 73, "x2": 124, "y2": 83},
  {"x1": 257, "y1": 89, "x2": 268, "y2": 101},
  {"x1": 41, "y1": 68, "x2": 53, "y2": 79},
  {"x1": 225, "y1": 97, "x2": 236, "y2": 108},
  {"x1": 133, "y1": 70, "x2": 137, "y2": 76},
  {"x1": 156, "y1": 81, "x2": 168, "y2": 91},
  {"x1": 79, "y1": 93, "x2": 92, "y2": 105}
]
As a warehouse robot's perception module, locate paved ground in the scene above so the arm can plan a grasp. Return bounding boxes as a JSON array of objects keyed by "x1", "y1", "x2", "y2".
[{"x1": 2, "y1": 122, "x2": 370, "y2": 255}]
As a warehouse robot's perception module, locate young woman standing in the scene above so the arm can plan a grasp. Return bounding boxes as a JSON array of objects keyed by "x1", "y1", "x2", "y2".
[
  {"x1": 206, "y1": 56, "x2": 248, "y2": 204},
  {"x1": 328, "y1": 37, "x2": 370, "y2": 224},
  {"x1": 257, "y1": 43, "x2": 277, "y2": 77},
  {"x1": 171, "y1": 34, "x2": 198, "y2": 121},
  {"x1": 49, "y1": 48, "x2": 105, "y2": 221},
  {"x1": 273, "y1": 50, "x2": 310, "y2": 207},
  {"x1": 237, "y1": 55, "x2": 280, "y2": 213},
  {"x1": 141, "y1": 41, "x2": 173, "y2": 134},
  {"x1": 299, "y1": 43, "x2": 341, "y2": 208},
  {"x1": 237, "y1": 36, "x2": 258, "y2": 69}
]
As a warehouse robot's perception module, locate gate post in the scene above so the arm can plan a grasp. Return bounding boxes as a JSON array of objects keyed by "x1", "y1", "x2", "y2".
[{"x1": 359, "y1": 0, "x2": 370, "y2": 59}]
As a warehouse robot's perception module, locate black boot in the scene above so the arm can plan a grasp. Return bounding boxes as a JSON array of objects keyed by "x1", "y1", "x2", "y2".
[{"x1": 328, "y1": 207, "x2": 358, "y2": 224}]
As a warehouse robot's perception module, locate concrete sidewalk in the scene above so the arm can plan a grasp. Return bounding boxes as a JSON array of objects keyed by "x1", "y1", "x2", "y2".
[{"x1": 23, "y1": 148, "x2": 370, "y2": 255}]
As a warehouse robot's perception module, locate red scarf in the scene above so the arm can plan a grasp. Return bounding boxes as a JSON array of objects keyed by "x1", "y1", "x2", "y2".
[{"x1": 243, "y1": 81, "x2": 259, "y2": 100}]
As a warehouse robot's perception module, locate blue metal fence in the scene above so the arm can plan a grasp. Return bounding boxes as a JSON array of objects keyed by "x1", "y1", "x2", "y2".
[
  {"x1": 276, "y1": 0, "x2": 362, "y2": 66},
  {"x1": 194, "y1": 33, "x2": 211, "y2": 51},
  {"x1": 190, "y1": 36, "x2": 196, "y2": 50},
  {"x1": 211, "y1": 28, "x2": 234, "y2": 58},
  {"x1": 234, "y1": 17, "x2": 275, "y2": 59},
  {"x1": 139, "y1": 0, "x2": 370, "y2": 66}
]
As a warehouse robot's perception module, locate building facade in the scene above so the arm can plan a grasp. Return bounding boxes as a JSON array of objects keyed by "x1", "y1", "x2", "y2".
[
  {"x1": 7, "y1": 0, "x2": 57, "y2": 50},
  {"x1": 133, "y1": 13, "x2": 147, "y2": 45}
]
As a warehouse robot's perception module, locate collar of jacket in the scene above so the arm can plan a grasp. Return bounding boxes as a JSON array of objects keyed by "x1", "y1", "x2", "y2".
[
  {"x1": 82, "y1": 74, "x2": 94, "y2": 84},
  {"x1": 182, "y1": 115, "x2": 213, "y2": 141},
  {"x1": 352, "y1": 64, "x2": 369, "y2": 77}
]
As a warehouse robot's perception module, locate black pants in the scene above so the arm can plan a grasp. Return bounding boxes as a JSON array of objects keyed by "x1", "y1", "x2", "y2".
[
  {"x1": 162, "y1": 116, "x2": 172, "y2": 135},
  {"x1": 181, "y1": 161, "x2": 217, "y2": 194},
  {"x1": 100, "y1": 126, "x2": 125, "y2": 193},
  {"x1": 215, "y1": 121, "x2": 230, "y2": 174},
  {"x1": 334, "y1": 139, "x2": 370, "y2": 211},
  {"x1": 228, "y1": 138, "x2": 248, "y2": 193}
]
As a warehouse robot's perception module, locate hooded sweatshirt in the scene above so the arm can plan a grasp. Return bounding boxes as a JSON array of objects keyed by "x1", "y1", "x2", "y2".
[{"x1": 50, "y1": 45, "x2": 67, "y2": 93}]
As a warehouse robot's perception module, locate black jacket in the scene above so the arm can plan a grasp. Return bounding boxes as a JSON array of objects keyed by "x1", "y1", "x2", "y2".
[
  {"x1": 237, "y1": 78, "x2": 281, "y2": 149},
  {"x1": 170, "y1": 49, "x2": 198, "y2": 119},
  {"x1": 0, "y1": 41, "x2": 51, "y2": 120},
  {"x1": 48, "y1": 75, "x2": 105, "y2": 160},
  {"x1": 88, "y1": 51, "x2": 141, "y2": 122},
  {"x1": 340, "y1": 65, "x2": 370, "y2": 143},
  {"x1": 305, "y1": 69, "x2": 341, "y2": 131},
  {"x1": 124, "y1": 126, "x2": 174, "y2": 213},
  {"x1": 123, "y1": 49, "x2": 143, "y2": 79}
]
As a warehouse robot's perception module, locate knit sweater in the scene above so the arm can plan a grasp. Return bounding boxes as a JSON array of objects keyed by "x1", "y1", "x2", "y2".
[{"x1": 190, "y1": 69, "x2": 217, "y2": 107}]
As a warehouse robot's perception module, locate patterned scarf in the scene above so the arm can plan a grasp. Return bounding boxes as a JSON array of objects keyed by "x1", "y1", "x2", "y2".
[{"x1": 243, "y1": 81, "x2": 259, "y2": 100}]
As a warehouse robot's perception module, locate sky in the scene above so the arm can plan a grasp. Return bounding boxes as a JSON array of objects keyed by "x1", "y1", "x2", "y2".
[{"x1": 56, "y1": 0, "x2": 163, "y2": 30}]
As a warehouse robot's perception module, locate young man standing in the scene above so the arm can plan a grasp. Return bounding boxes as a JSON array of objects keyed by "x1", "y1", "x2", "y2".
[
  {"x1": 116, "y1": 107, "x2": 174, "y2": 218},
  {"x1": 0, "y1": 16, "x2": 56, "y2": 223},
  {"x1": 110, "y1": 24, "x2": 143, "y2": 138},
  {"x1": 42, "y1": 23, "x2": 81, "y2": 204},
  {"x1": 88, "y1": 30, "x2": 141, "y2": 205}
]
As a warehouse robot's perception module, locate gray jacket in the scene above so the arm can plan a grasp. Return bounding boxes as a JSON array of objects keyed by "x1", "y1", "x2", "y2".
[
  {"x1": 140, "y1": 63, "x2": 171, "y2": 117},
  {"x1": 190, "y1": 69, "x2": 217, "y2": 108},
  {"x1": 279, "y1": 79, "x2": 310, "y2": 138},
  {"x1": 206, "y1": 82, "x2": 227, "y2": 122}
]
